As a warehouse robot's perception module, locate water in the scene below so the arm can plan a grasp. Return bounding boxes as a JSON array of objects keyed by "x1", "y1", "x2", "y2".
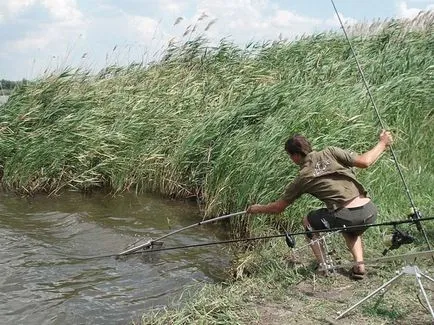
[{"x1": 0, "y1": 191, "x2": 232, "y2": 325}]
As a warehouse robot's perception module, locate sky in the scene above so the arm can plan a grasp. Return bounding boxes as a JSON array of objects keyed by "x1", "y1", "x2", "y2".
[{"x1": 1, "y1": 0, "x2": 433, "y2": 81}]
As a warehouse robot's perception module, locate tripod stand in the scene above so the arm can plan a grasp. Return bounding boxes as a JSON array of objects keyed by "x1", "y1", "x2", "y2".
[{"x1": 336, "y1": 264, "x2": 434, "y2": 320}]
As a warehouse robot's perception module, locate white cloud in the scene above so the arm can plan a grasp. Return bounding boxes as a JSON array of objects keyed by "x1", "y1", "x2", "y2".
[
  {"x1": 2, "y1": 0, "x2": 86, "y2": 51},
  {"x1": 0, "y1": 0, "x2": 36, "y2": 20},
  {"x1": 271, "y1": 10, "x2": 322, "y2": 27},
  {"x1": 325, "y1": 12, "x2": 358, "y2": 27},
  {"x1": 9, "y1": 27, "x2": 56, "y2": 50},
  {"x1": 41, "y1": 0, "x2": 83, "y2": 24},
  {"x1": 195, "y1": 0, "x2": 266, "y2": 26},
  {"x1": 180, "y1": 0, "x2": 303, "y2": 42},
  {"x1": 397, "y1": 1, "x2": 434, "y2": 18},
  {"x1": 169, "y1": 1, "x2": 357, "y2": 44},
  {"x1": 408, "y1": 0, "x2": 434, "y2": 3},
  {"x1": 128, "y1": 15, "x2": 162, "y2": 43},
  {"x1": 8, "y1": 21, "x2": 85, "y2": 52},
  {"x1": 159, "y1": 0, "x2": 187, "y2": 14},
  {"x1": 0, "y1": 0, "x2": 84, "y2": 24}
]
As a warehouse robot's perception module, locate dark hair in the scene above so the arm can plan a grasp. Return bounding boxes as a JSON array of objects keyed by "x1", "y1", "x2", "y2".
[{"x1": 284, "y1": 134, "x2": 312, "y2": 156}]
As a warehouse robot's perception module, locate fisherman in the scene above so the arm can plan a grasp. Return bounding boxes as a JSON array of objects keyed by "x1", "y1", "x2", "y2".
[{"x1": 246, "y1": 130, "x2": 393, "y2": 279}]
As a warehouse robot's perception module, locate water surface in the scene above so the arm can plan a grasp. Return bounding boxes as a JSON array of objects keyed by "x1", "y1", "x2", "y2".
[{"x1": 0, "y1": 191, "x2": 232, "y2": 325}]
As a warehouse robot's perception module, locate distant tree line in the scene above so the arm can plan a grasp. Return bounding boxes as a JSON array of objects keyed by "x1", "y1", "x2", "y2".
[
  {"x1": 0, "y1": 79, "x2": 29, "y2": 95},
  {"x1": 1, "y1": 79, "x2": 28, "y2": 90}
]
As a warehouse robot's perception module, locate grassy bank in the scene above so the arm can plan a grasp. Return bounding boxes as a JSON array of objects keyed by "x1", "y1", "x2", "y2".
[
  {"x1": 139, "y1": 238, "x2": 434, "y2": 325},
  {"x1": 0, "y1": 13, "x2": 433, "y2": 324}
]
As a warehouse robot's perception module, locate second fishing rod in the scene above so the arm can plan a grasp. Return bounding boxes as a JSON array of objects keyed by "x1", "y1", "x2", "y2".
[{"x1": 330, "y1": 0, "x2": 432, "y2": 250}]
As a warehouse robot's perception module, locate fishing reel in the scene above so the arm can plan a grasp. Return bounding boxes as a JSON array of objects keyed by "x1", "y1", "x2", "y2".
[
  {"x1": 408, "y1": 209, "x2": 424, "y2": 232},
  {"x1": 382, "y1": 226, "x2": 415, "y2": 256},
  {"x1": 285, "y1": 231, "x2": 296, "y2": 248}
]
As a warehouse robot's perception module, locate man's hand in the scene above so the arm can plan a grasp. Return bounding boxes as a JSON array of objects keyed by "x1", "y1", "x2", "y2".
[
  {"x1": 246, "y1": 204, "x2": 262, "y2": 214},
  {"x1": 353, "y1": 129, "x2": 394, "y2": 168},
  {"x1": 379, "y1": 129, "x2": 393, "y2": 147},
  {"x1": 247, "y1": 200, "x2": 289, "y2": 214}
]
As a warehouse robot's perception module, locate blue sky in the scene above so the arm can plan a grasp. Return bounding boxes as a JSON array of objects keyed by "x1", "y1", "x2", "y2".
[{"x1": 1, "y1": 0, "x2": 433, "y2": 81}]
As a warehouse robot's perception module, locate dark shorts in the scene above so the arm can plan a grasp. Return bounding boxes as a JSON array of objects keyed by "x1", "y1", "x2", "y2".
[{"x1": 306, "y1": 201, "x2": 378, "y2": 235}]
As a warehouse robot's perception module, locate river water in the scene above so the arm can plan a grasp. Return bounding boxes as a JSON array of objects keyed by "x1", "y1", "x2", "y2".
[{"x1": 0, "y1": 191, "x2": 232, "y2": 325}]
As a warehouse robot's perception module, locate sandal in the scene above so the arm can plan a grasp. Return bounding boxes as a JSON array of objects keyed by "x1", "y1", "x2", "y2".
[{"x1": 350, "y1": 266, "x2": 366, "y2": 280}]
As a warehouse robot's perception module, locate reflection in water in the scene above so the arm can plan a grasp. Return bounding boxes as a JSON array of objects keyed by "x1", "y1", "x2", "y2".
[{"x1": 0, "y1": 191, "x2": 232, "y2": 325}]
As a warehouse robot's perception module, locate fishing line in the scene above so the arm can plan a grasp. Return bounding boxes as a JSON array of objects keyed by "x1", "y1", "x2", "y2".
[{"x1": 330, "y1": 0, "x2": 431, "y2": 249}]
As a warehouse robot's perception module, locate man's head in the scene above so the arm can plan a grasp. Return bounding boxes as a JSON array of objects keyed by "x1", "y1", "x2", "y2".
[{"x1": 284, "y1": 135, "x2": 312, "y2": 165}]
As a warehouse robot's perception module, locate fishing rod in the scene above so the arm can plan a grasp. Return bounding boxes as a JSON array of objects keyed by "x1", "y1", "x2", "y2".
[
  {"x1": 68, "y1": 215, "x2": 434, "y2": 261},
  {"x1": 330, "y1": 0, "x2": 432, "y2": 250},
  {"x1": 124, "y1": 215, "x2": 434, "y2": 255},
  {"x1": 118, "y1": 210, "x2": 247, "y2": 256}
]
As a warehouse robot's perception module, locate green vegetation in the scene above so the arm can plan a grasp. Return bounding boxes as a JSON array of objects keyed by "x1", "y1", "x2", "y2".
[{"x1": 1, "y1": 12, "x2": 434, "y2": 324}]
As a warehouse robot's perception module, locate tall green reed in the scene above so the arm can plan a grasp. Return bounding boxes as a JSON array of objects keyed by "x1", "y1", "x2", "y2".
[{"x1": 0, "y1": 13, "x2": 432, "y2": 236}]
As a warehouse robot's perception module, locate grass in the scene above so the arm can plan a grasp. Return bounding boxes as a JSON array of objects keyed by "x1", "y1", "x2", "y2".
[
  {"x1": 139, "y1": 237, "x2": 434, "y2": 324},
  {"x1": 0, "y1": 11, "x2": 433, "y2": 325}
]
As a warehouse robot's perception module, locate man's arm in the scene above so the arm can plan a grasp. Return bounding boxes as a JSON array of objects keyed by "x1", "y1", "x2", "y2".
[
  {"x1": 247, "y1": 199, "x2": 290, "y2": 214},
  {"x1": 353, "y1": 130, "x2": 393, "y2": 168}
]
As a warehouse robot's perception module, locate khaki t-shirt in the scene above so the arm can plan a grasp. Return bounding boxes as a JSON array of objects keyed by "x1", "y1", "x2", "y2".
[{"x1": 281, "y1": 147, "x2": 366, "y2": 210}]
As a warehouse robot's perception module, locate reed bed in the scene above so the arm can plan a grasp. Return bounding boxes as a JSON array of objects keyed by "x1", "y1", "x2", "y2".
[{"x1": 0, "y1": 13, "x2": 433, "y2": 237}]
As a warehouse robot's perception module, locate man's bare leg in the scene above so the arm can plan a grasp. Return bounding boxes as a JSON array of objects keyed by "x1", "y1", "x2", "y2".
[
  {"x1": 342, "y1": 232, "x2": 365, "y2": 273},
  {"x1": 303, "y1": 217, "x2": 326, "y2": 266}
]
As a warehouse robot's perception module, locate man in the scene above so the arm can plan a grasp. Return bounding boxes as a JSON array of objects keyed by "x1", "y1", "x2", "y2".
[{"x1": 246, "y1": 130, "x2": 393, "y2": 279}]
